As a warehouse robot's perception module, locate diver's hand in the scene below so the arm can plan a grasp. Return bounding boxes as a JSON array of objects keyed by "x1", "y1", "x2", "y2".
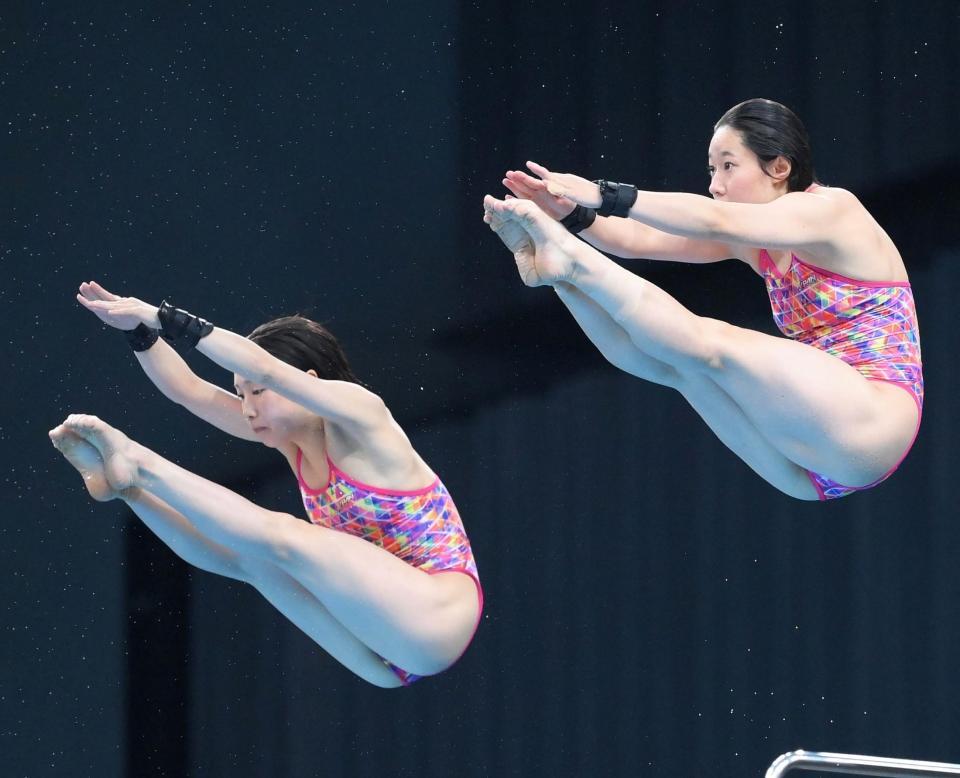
[
  {"x1": 77, "y1": 281, "x2": 160, "y2": 330},
  {"x1": 517, "y1": 161, "x2": 602, "y2": 209}
]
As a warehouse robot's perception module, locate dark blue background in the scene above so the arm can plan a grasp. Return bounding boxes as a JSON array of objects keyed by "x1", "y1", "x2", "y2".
[{"x1": 4, "y1": 2, "x2": 960, "y2": 776}]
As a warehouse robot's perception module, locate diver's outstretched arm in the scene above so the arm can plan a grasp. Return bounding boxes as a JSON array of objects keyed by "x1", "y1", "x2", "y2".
[
  {"x1": 77, "y1": 281, "x2": 258, "y2": 441},
  {"x1": 78, "y1": 283, "x2": 394, "y2": 436},
  {"x1": 503, "y1": 163, "x2": 733, "y2": 262}
]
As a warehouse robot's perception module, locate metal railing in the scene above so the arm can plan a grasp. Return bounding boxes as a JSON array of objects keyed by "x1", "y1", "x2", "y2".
[{"x1": 766, "y1": 750, "x2": 960, "y2": 777}]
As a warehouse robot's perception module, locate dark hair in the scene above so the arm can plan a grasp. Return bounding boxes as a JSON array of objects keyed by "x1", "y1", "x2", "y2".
[
  {"x1": 248, "y1": 315, "x2": 361, "y2": 384},
  {"x1": 715, "y1": 98, "x2": 816, "y2": 192}
]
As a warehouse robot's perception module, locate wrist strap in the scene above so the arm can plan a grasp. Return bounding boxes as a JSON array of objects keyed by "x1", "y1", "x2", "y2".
[
  {"x1": 595, "y1": 180, "x2": 638, "y2": 218},
  {"x1": 124, "y1": 323, "x2": 159, "y2": 352},
  {"x1": 559, "y1": 205, "x2": 597, "y2": 234},
  {"x1": 158, "y1": 300, "x2": 214, "y2": 350}
]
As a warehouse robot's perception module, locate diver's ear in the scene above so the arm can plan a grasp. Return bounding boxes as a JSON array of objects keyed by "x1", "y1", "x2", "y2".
[
  {"x1": 766, "y1": 155, "x2": 792, "y2": 183},
  {"x1": 306, "y1": 369, "x2": 319, "y2": 378}
]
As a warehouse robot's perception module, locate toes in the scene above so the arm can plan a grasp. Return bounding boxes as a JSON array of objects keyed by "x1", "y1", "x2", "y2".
[
  {"x1": 65, "y1": 413, "x2": 101, "y2": 431},
  {"x1": 50, "y1": 424, "x2": 74, "y2": 449},
  {"x1": 63, "y1": 416, "x2": 96, "y2": 442},
  {"x1": 502, "y1": 199, "x2": 538, "y2": 225}
]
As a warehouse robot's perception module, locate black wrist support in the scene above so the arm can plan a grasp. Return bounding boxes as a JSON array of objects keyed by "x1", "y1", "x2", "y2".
[
  {"x1": 157, "y1": 300, "x2": 214, "y2": 350},
  {"x1": 559, "y1": 205, "x2": 597, "y2": 234},
  {"x1": 124, "y1": 323, "x2": 159, "y2": 352},
  {"x1": 595, "y1": 180, "x2": 639, "y2": 218}
]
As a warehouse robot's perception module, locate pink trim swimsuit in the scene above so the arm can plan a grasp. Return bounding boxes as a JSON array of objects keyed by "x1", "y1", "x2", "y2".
[
  {"x1": 760, "y1": 250, "x2": 923, "y2": 500},
  {"x1": 295, "y1": 449, "x2": 483, "y2": 684}
]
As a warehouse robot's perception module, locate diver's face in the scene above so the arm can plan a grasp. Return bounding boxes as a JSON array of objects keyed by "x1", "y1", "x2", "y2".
[
  {"x1": 707, "y1": 125, "x2": 787, "y2": 203},
  {"x1": 234, "y1": 378, "x2": 309, "y2": 447}
]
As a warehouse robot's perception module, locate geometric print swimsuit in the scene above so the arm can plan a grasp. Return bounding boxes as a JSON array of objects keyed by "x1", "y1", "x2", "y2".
[
  {"x1": 295, "y1": 448, "x2": 483, "y2": 683},
  {"x1": 760, "y1": 250, "x2": 923, "y2": 500}
]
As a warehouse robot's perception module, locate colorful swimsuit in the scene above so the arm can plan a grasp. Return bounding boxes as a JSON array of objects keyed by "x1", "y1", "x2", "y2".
[
  {"x1": 295, "y1": 449, "x2": 483, "y2": 684},
  {"x1": 760, "y1": 250, "x2": 923, "y2": 500}
]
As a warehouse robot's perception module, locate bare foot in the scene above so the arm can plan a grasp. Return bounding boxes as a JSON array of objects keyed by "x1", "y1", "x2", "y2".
[
  {"x1": 60, "y1": 414, "x2": 142, "y2": 492},
  {"x1": 49, "y1": 425, "x2": 116, "y2": 501},
  {"x1": 483, "y1": 196, "x2": 577, "y2": 286}
]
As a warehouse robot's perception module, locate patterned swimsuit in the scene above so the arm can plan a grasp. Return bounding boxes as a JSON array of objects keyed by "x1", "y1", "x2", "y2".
[
  {"x1": 760, "y1": 250, "x2": 923, "y2": 500},
  {"x1": 296, "y1": 449, "x2": 482, "y2": 684}
]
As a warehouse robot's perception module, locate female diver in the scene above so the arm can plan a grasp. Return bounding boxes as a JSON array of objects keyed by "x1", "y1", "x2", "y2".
[
  {"x1": 50, "y1": 281, "x2": 482, "y2": 686},
  {"x1": 485, "y1": 98, "x2": 922, "y2": 500}
]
